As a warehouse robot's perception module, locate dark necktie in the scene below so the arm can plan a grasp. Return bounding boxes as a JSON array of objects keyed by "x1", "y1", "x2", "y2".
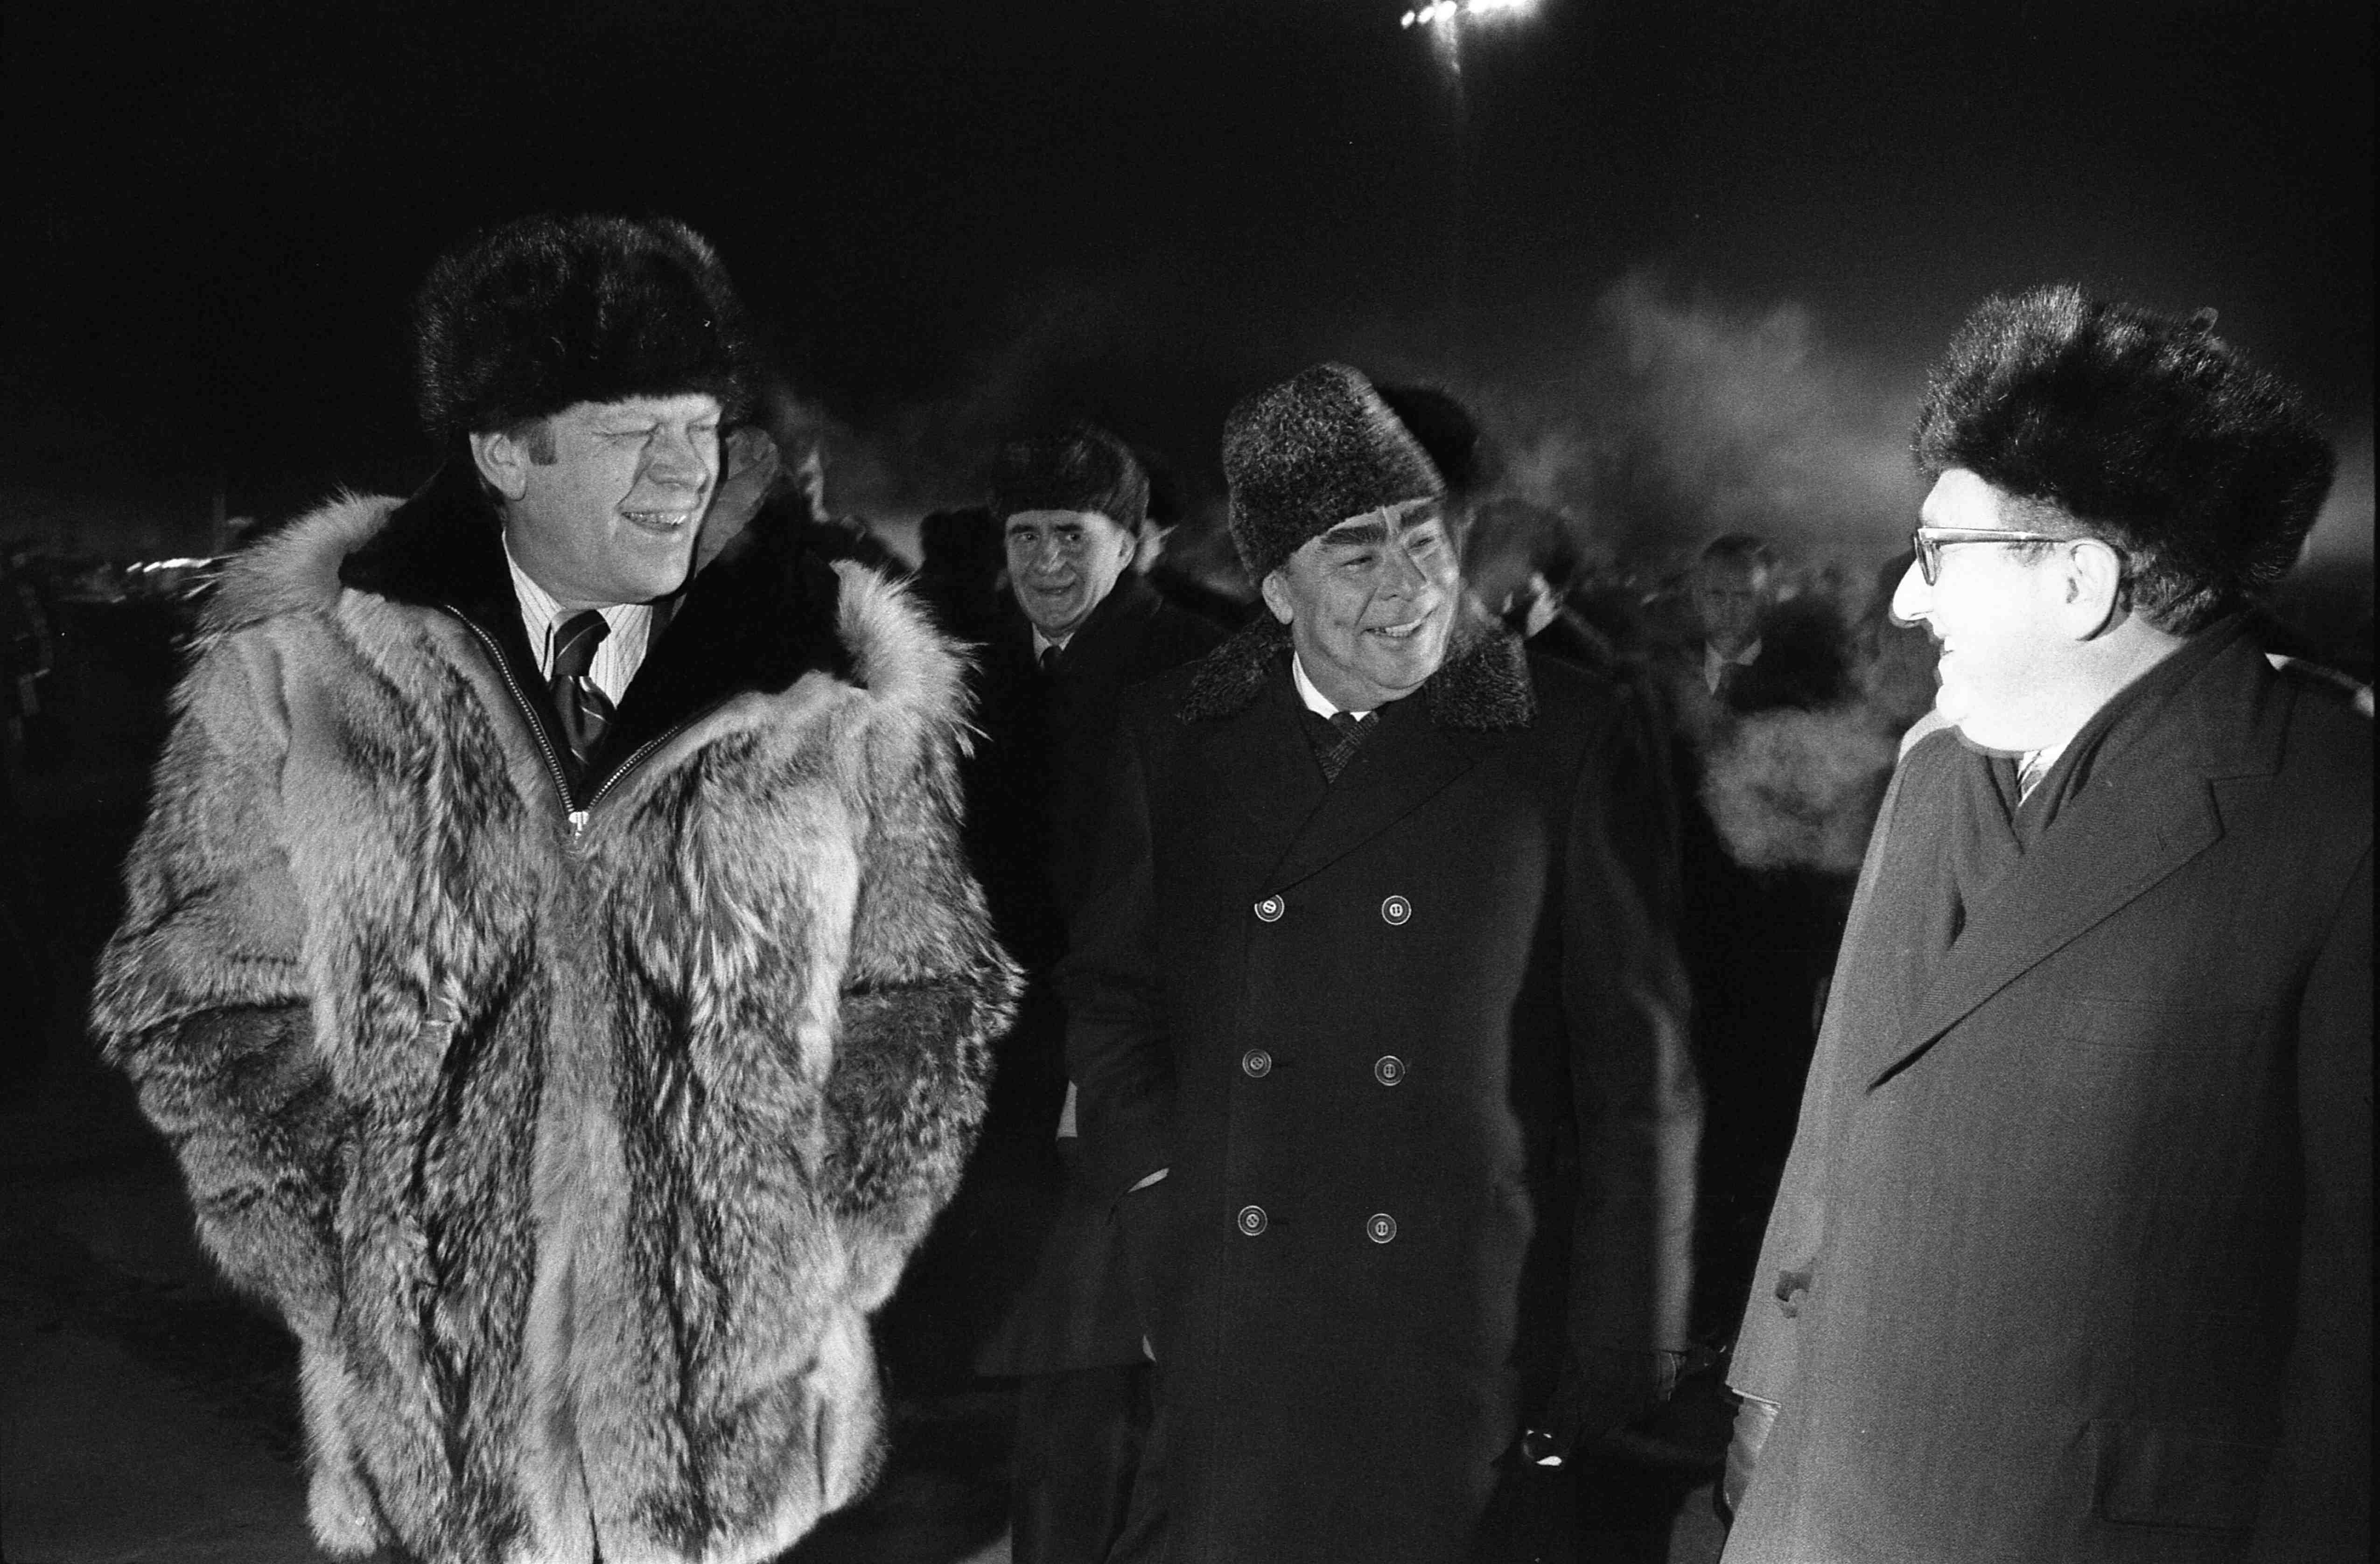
[
  {"x1": 1039, "y1": 642, "x2": 1064, "y2": 677},
  {"x1": 1308, "y1": 708, "x2": 1375, "y2": 784},
  {"x1": 548, "y1": 610, "x2": 615, "y2": 774}
]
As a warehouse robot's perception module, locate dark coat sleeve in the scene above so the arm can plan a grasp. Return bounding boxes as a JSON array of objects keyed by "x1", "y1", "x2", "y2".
[
  {"x1": 1057, "y1": 706, "x2": 1176, "y2": 1204},
  {"x1": 2252, "y1": 846, "x2": 2373, "y2": 1560},
  {"x1": 822, "y1": 701, "x2": 1024, "y2": 1310},
  {"x1": 1561, "y1": 684, "x2": 1701, "y2": 1357},
  {"x1": 90, "y1": 635, "x2": 347, "y2": 1336}
]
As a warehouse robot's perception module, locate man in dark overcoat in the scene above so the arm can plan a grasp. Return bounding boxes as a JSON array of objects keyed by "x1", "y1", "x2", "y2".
[
  {"x1": 1722, "y1": 287, "x2": 2371, "y2": 1562},
  {"x1": 1064, "y1": 363, "x2": 1700, "y2": 1564},
  {"x1": 963, "y1": 427, "x2": 1224, "y2": 1563}
]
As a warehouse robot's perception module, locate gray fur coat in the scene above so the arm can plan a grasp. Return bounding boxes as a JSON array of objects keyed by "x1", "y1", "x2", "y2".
[{"x1": 91, "y1": 475, "x2": 1020, "y2": 1564}]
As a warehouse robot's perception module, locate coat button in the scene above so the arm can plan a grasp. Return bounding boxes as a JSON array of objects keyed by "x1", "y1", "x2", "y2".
[
  {"x1": 1254, "y1": 895, "x2": 1284, "y2": 923},
  {"x1": 1367, "y1": 1212, "x2": 1398, "y2": 1244},
  {"x1": 1381, "y1": 895, "x2": 1411, "y2": 925},
  {"x1": 1374, "y1": 1054, "x2": 1406, "y2": 1086},
  {"x1": 1242, "y1": 1048, "x2": 1273, "y2": 1078},
  {"x1": 1238, "y1": 1204, "x2": 1269, "y2": 1236}
]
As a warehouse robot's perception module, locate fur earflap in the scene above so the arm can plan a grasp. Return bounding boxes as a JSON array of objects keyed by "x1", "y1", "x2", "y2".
[
  {"x1": 1223, "y1": 363, "x2": 1444, "y2": 584},
  {"x1": 1179, "y1": 613, "x2": 1535, "y2": 730},
  {"x1": 413, "y1": 213, "x2": 755, "y2": 445},
  {"x1": 1912, "y1": 285, "x2": 2334, "y2": 631}
]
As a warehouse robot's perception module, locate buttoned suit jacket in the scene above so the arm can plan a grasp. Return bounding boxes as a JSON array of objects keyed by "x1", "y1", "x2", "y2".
[
  {"x1": 1726, "y1": 628, "x2": 2372, "y2": 1563},
  {"x1": 1063, "y1": 618, "x2": 1699, "y2": 1564}
]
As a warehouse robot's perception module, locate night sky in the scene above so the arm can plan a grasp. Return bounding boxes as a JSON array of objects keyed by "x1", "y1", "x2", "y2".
[{"x1": 7, "y1": 0, "x2": 2372, "y2": 574}]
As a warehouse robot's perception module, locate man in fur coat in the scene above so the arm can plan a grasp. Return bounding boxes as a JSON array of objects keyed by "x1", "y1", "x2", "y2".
[
  {"x1": 1722, "y1": 287, "x2": 2370, "y2": 1561},
  {"x1": 89, "y1": 214, "x2": 1019, "y2": 1564},
  {"x1": 1064, "y1": 363, "x2": 1700, "y2": 1564}
]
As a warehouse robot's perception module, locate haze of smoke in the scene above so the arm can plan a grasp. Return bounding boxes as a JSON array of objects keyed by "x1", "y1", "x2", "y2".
[
  {"x1": 1448, "y1": 271, "x2": 1925, "y2": 573},
  {"x1": 1700, "y1": 703, "x2": 1903, "y2": 876}
]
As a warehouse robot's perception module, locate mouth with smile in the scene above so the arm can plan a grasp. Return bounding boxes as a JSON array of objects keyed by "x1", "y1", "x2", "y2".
[
  {"x1": 1364, "y1": 615, "x2": 1431, "y2": 642},
  {"x1": 622, "y1": 510, "x2": 698, "y2": 538}
]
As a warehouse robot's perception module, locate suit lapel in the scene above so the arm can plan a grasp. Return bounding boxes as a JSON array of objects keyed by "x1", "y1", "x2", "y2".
[
  {"x1": 1863, "y1": 740, "x2": 2226, "y2": 1089},
  {"x1": 1268, "y1": 692, "x2": 1480, "y2": 891}
]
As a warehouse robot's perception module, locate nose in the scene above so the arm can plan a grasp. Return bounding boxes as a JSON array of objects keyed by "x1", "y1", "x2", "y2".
[
  {"x1": 1889, "y1": 558, "x2": 1932, "y2": 625},
  {"x1": 645, "y1": 426, "x2": 712, "y2": 491},
  {"x1": 1381, "y1": 537, "x2": 1433, "y2": 600},
  {"x1": 1023, "y1": 533, "x2": 1069, "y2": 574}
]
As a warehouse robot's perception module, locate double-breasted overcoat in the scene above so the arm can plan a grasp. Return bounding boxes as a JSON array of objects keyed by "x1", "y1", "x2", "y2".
[{"x1": 1064, "y1": 619, "x2": 1699, "y2": 1564}]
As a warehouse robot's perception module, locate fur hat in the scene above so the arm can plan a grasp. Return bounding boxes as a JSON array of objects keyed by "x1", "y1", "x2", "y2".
[
  {"x1": 987, "y1": 425, "x2": 1149, "y2": 529},
  {"x1": 1223, "y1": 363, "x2": 1445, "y2": 583},
  {"x1": 413, "y1": 213, "x2": 755, "y2": 446},
  {"x1": 1913, "y1": 285, "x2": 2333, "y2": 630}
]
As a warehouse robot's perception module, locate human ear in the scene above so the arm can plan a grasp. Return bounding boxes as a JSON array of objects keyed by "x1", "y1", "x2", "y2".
[
  {"x1": 1260, "y1": 569, "x2": 1296, "y2": 626},
  {"x1": 2059, "y1": 539, "x2": 2127, "y2": 640},
  {"x1": 469, "y1": 430, "x2": 532, "y2": 502}
]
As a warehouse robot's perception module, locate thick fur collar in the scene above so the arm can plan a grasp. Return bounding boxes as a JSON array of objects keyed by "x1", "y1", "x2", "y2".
[
  {"x1": 202, "y1": 489, "x2": 392, "y2": 638},
  {"x1": 1180, "y1": 612, "x2": 1536, "y2": 730},
  {"x1": 198, "y1": 464, "x2": 945, "y2": 782}
]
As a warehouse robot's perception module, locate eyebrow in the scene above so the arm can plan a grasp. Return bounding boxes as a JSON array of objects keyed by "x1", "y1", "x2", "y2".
[{"x1": 1320, "y1": 520, "x2": 1390, "y2": 547}]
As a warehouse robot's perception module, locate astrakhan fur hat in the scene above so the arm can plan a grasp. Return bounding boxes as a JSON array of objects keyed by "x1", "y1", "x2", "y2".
[
  {"x1": 413, "y1": 213, "x2": 755, "y2": 446},
  {"x1": 987, "y1": 424, "x2": 1149, "y2": 529},
  {"x1": 1223, "y1": 363, "x2": 1445, "y2": 583},
  {"x1": 1913, "y1": 285, "x2": 2334, "y2": 631}
]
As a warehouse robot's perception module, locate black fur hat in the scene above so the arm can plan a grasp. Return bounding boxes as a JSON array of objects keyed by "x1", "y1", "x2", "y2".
[
  {"x1": 1913, "y1": 285, "x2": 2334, "y2": 629},
  {"x1": 1223, "y1": 363, "x2": 1445, "y2": 583},
  {"x1": 413, "y1": 213, "x2": 755, "y2": 446},
  {"x1": 987, "y1": 424, "x2": 1149, "y2": 529}
]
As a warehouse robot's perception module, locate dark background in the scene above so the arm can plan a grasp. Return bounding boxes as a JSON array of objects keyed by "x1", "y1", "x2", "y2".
[{"x1": 5, "y1": 0, "x2": 2372, "y2": 578}]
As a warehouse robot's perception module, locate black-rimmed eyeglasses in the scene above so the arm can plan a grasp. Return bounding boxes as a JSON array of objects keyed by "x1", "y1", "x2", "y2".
[{"x1": 1909, "y1": 526, "x2": 2071, "y2": 585}]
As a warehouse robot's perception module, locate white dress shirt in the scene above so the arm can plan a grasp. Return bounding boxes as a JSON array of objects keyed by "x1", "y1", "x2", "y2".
[
  {"x1": 503, "y1": 538, "x2": 654, "y2": 706},
  {"x1": 1292, "y1": 652, "x2": 1374, "y2": 719},
  {"x1": 1704, "y1": 636, "x2": 1762, "y2": 695}
]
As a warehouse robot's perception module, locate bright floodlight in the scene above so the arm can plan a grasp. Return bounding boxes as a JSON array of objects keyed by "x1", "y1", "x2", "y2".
[{"x1": 1401, "y1": 0, "x2": 1534, "y2": 27}]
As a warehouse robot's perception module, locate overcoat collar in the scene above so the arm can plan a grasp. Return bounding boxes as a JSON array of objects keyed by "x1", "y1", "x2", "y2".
[
  {"x1": 1180, "y1": 614, "x2": 1534, "y2": 893},
  {"x1": 993, "y1": 571, "x2": 1166, "y2": 677},
  {"x1": 338, "y1": 458, "x2": 852, "y2": 797},
  {"x1": 1866, "y1": 620, "x2": 2282, "y2": 1088}
]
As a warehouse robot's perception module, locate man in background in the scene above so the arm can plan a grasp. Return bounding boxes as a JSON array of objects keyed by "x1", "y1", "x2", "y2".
[{"x1": 965, "y1": 426, "x2": 1223, "y2": 1564}]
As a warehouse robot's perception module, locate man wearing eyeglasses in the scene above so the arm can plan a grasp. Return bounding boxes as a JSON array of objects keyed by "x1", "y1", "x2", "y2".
[{"x1": 1720, "y1": 287, "x2": 2369, "y2": 1562}]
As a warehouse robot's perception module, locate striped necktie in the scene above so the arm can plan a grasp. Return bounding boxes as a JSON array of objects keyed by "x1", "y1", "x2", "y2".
[
  {"x1": 1309, "y1": 708, "x2": 1375, "y2": 784},
  {"x1": 549, "y1": 610, "x2": 615, "y2": 774}
]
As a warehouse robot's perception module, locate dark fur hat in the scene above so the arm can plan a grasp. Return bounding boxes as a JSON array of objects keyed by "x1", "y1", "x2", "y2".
[
  {"x1": 413, "y1": 213, "x2": 755, "y2": 446},
  {"x1": 1913, "y1": 285, "x2": 2334, "y2": 630},
  {"x1": 987, "y1": 424, "x2": 1149, "y2": 529},
  {"x1": 1224, "y1": 363, "x2": 1445, "y2": 583}
]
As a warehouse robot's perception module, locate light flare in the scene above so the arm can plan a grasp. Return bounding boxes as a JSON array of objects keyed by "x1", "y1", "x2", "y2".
[{"x1": 1401, "y1": 0, "x2": 1533, "y2": 28}]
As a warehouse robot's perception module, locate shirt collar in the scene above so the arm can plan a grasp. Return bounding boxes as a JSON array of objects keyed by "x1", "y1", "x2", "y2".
[
  {"x1": 501, "y1": 533, "x2": 649, "y2": 677},
  {"x1": 1292, "y1": 652, "x2": 1373, "y2": 719},
  {"x1": 1705, "y1": 637, "x2": 1761, "y2": 691}
]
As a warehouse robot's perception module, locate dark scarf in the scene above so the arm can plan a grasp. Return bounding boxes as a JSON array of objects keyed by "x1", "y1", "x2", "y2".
[{"x1": 1841, "y1": 619, "x2": 2247, "y2": 1042}]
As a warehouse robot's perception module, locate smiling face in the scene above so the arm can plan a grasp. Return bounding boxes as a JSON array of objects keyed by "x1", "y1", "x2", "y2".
[
  {"x1": 1004, "y1": 507, "x2": 1138, "y2": 640},
  {"x1": 1892, "y1": 468, "x2": 2076, "y2": 750},
  {"x1": 475, "y1": 394, "x2": 722, "y2": 610},
  {"x1": 1260, "y1": 499, "x2": 1457, "y2": 710}
]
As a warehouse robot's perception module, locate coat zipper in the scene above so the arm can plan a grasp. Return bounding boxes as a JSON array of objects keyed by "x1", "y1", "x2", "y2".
[{"x1": 444, "y1": 605, "x2": 707, "y2": 842}]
